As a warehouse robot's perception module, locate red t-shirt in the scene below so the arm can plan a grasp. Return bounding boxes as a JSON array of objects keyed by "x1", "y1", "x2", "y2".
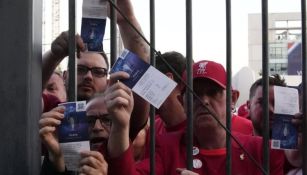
[
  {"x1": 155, "y1": 114, "x2": 253, "y2": 136},
  {"x1": 142, "y1": 114, "x2": 253, "y2": 160},
  {"x1": 109, "y1": 132, "x2": 284, "y2": 175},
  {"x1": 155, "y1": 115, "x2": 187, "y2": 135},
  {"x1": 232, "y1": 114, "x2": 254, "y2": 135}
]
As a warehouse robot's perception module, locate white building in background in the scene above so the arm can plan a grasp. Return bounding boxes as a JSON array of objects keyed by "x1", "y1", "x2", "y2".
[
  {"x1": 42, "y1": 0, "x2": 123, "y2": 70},
  {"x1": 42, "y1": 0, "x2": 65, "y2": 54},
  {"x1": 248, "y1": 12, "x2": 302, "y2": 86},
  {"x1": 232, "y1": 67, "x2": 256, "y2": 107},
  {"x1": 232, "y1": 12, "x2": 302, "y2": 107}
]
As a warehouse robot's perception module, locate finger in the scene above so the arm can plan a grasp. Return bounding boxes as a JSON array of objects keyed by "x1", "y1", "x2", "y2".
[
  {"x1": 80, "y1": 151, "x2": 105, "y2": 163},
  {"x1": 79, "y1": 163, "x2": 105, "y2": 175},
  {"x1": 105, "y1": 87, "x2": 132, "y2": 103},
  {"x1": 108, "y1": 71, "x2": 130, "y2": 85},
  {"x1": 60, "y1": 31, "x2": 69, "y2": 42},
  {"x1": 291, "y1": 113, "x2": 303, "y2": 128},
  {"x1": 39, "y1": 117, "x2": 61, "y2": 128},
  {"x1": 79, "y1": 165, "x2": 95, "y2": 175},
  {"x1": 176, "y1": 168, "x2": 199, "y2": 175},
  {"x1": 51, "y1": 105, "x2": 66, "y2": 113},
  {"x1": 176, "y1": 168, "x2": 185, "y2": 174},
  {"x1": 41, "y1": 109, "x2": 64, "y2": 120},
  {"x1": 76, "y1": 34, "x2": 86, "y2": 51},
  {"x1": 106, "y1": 96, "x2": 130, "y2": 110},
  {"x1": 79, "y1": 156, "x2": 98, "y2": 168},
  {"x1": 292, "y1": 118, "x2": 302, "y2": 125},
  {"x1": 293, "y1": 113, "x2": 303, "y2": 119},
  {"x1": 105, "y1": 82, "x2": 132, "y2": 98},
  {"x1": 39, "y1": 126, "x2": 56, "y2": 137}
]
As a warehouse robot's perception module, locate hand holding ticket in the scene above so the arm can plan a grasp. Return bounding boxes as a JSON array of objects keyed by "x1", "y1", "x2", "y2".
[{"x1": 110, "y1": 49, "x2": 177, "y2": 108}]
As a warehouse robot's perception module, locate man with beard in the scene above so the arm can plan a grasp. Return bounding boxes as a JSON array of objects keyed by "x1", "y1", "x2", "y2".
[
  {"x1": 40, "y1": 0, "x2": 149, "y2": 173},
  {"x1": 247, "y1": 75, "x2": 302, "y2": 173},
  {"x1": 43, "y1": 31, "x2": 110, "y2": 102},
  {"x1": 247, "y1": 74, "x2": 286, "y2": 137},
  {"x1": 105, "y1": 60, "x2": 284, "y2": 175}
]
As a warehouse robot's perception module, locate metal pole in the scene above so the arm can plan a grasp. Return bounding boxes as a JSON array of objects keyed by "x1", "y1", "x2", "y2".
[
  {"x1": 0, "y1": 0, "x2": 42, "y2": 174},
  {"x1": 110, "y1": 0, "x2": 117, "y2": 67},
  {"x1": 225, "y1": 0, "x2": 232, "y2": 174},
  {"x1": 186, "y1": 0, "x2": 193, "y2": 170},
  {"x1": 68, "y1": 0, "x2": 77, "y2": 101},
  {"x1": 301, "y1": 0, "x2": 307, "y2": 174},
  {"x1": 261, "y1": 0, "x2": 270, "y2": 174},
  {"x1": 150, "y1": 0, "x2": 156, "y2": 174}
]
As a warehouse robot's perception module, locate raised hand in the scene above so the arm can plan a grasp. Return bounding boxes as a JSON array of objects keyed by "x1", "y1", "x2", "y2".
[
  {"x1": 51, "y1": 31, "x2": 86, "y2": 59},
  {"x1": 104, "y1": 71, "x2": 133, "y2": 129},
  {"x1": 39, "y1": 106, "x2": 65, "y2": 171}
]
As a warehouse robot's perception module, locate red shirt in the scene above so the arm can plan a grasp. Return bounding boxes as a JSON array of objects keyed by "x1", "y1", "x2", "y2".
[
  {"x1": 155, "y1": 114, "x2": 253, "y2": 135},
  {"x1": 155, "y1": 115, "x2": 187, "y2": 135},
  {"x1": 232, "y1": 114, "x2": 254, "y2": 135},
  {"x1": 109, "y1": 132, "x2": 284, "y2": 175},
  {"x1": 142, "y1": 114, "x2": 253, "y2": 160}
]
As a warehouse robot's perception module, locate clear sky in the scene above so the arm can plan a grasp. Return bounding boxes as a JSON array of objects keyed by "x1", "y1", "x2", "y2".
[{"x1": 62, "y1": 0, "x2": 301, "y2": 75}]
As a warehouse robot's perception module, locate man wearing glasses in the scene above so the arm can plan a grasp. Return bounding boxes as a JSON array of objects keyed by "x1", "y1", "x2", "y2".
[
  {"x1": 40, "y1": 95, "x2": 110, "y2": 175},
  {"x1": 75, "y1": 52, "x2": 109, "y2": 101},
  {"x1": 40, "y1": 0, "x2": 150, "y2": 174},
  {"x1": 43, "y1": 32, "x2": 110, "y2": 102}
]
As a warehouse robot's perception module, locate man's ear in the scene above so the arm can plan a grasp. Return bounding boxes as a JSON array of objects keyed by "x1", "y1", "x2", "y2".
[
  {"x1": 63, "y1": 70, "x2": 68, "y2": 89},
  {"x1": 246, "y1": 100, "x2": 251, "y2": 110},
  {"x1": 63, "y1": 70, "x2": 68, "y2": 81},
  {"x1": 165, "y1": 72, "x2": 174, "y2": 80},
  {"x1": 231, "y1": 90, "x2": 240, "y2": 110}
]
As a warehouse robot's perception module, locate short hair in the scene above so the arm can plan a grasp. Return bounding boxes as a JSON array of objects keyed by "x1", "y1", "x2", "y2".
[
  {"x1": 249, "y1": 74, "x2": 286, "y2": 99},
  {"x1": 99, "y1": 52, "x2": 109, "y2": 70},
  {"x1": 53, "y1": 68, "x2": 63, "y2": 77},
  {"x1": 156, "y1": 51, "x2": 186, "y2": 84},
  {"x1": 76, "y1": 51, "x2": 109, "y2": 70}
]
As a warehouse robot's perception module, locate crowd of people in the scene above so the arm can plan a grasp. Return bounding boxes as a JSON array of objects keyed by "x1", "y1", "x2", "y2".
[{"x1": 40, "y1": 0, "x2": 304, "y2": 174}]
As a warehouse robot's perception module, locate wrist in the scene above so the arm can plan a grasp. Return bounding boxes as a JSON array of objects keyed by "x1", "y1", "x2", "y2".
[
  {"x1": 111, "y1": 122, "x2": 129, "y2": 134},
  {"x1": 49, "y1": 152, "x2": 65, "y2": 172}
]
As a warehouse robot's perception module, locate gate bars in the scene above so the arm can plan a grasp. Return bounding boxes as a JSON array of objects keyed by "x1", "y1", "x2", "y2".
[{"x1": 65, "y1": 0, "x2": 307, "y2": 174}]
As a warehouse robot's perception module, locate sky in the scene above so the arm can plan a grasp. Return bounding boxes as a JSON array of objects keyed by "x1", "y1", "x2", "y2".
[{"x1": 58, "y1": 0, "x2": 301, "y2": 75}]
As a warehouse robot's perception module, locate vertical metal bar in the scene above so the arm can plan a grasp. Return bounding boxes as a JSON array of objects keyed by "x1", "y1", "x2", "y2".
[
  {"x1": 225, "y1": 0, "x2": 232, "y2": 174},
  {"x1": 150, "y1": 0, "x2": 156, "y2": 174},
  {"x1": 0, "y1": 0, "x2": 42, "y2": 174},
  {"x1": 68, "y1": 0, "x2": 76, "y2": 101},
  {"x1": 301, "y1": 0, "x2": 307, "y2": 174},
  {"x1": 261, "y1": 0, "x2": 270, "y2": 174},
  {"x1": 29, "y1": 0, "x2": 43, "y2": 173},
  {"x1": 110, "y1": 0, "x2": 117, "y2": 67},
  {"x1": 186, "y1": 0, "x2": 193, "y2": 170}
]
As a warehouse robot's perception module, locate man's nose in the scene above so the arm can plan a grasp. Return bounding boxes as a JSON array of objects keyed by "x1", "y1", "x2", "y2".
[
  {"x1": 93, "y1": 119, "x2": 104, "y2": 131},
  {"x1": 83, "y1": 70, "x2": 94, "y2": 80}
]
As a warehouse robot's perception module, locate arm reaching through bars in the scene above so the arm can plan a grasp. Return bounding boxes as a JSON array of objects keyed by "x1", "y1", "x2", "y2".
[
  {"x1": 109, "y1": 0, "x2": 150, "y2": 140},
  {"x1": 42, "y1": 32, "x2": 86, "y2": 89},
  {"x1": 105, "y1": 71, "x2": 134, "y2": 158}
]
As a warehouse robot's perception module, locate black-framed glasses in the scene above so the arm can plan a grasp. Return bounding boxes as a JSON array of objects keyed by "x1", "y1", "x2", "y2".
[
  {"x1": 77, "y1": 65, "x2": 108, "y2": 78},
  {"x1": 87, "y1": 114, "x2": 112, "y2": 127}
]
